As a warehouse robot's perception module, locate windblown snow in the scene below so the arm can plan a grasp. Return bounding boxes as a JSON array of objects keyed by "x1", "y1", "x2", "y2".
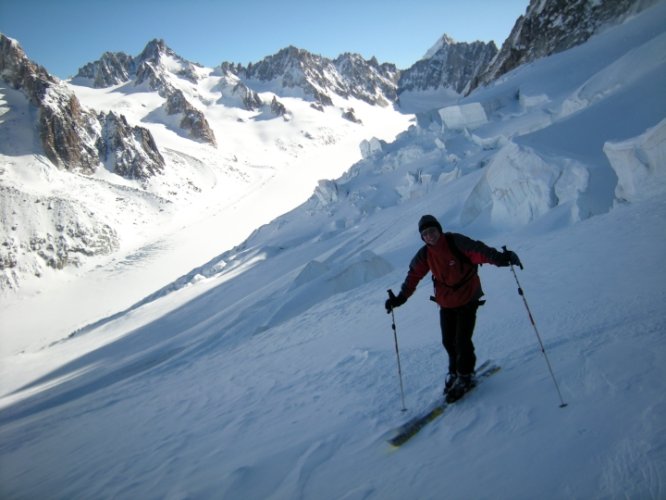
[{"x1": 1, "y1": 3, "x2": 666, "y2": 499}]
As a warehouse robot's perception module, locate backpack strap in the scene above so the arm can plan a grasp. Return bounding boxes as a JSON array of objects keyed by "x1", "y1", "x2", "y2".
[
  {"x1": 439, "y1": 232, "x2": 478, "y2": 291},
  {"x1": 444, "y1": 233, "x2": 470, "y2": 265}
]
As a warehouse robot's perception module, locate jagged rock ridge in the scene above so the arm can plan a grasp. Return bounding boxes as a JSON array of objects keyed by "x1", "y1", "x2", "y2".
[
  {"x1": 235, "y1": 46, "x2": 400, "y2": 108},
  {"x1": 0, "y1": 34, "x2": 168, "y2": 289},
  {"x1": 217, "y1": 64, "x2": 264, "y2": 111},
  {"x1": 398, "y1": 35, "x2": 497, "y2": 95},
  {"x1": 470, "y1": 0, "x2": 661, "y2": 92},
  {"x1": 76, "y1": 51, "x2": 135, "y2": 88},
  {"x1": 0, "y1": 0, "x2": 654, "y2": 291},
  {"x1": 0, "y1": 34, "x2": 165, "y2": 177},
  {"x1": 76, "y1": 39, "x2": 217, "y2": 145}
]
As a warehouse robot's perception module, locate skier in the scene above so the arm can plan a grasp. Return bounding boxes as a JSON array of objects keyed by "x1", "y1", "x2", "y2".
[{"x1": 385, "y1": 214, "x2": 522, "y2": 403}]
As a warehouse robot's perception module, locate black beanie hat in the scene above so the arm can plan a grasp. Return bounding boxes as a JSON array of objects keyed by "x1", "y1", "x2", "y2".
[{"x1": 418, "y1": 214, "x2": 442, "y2": 233}]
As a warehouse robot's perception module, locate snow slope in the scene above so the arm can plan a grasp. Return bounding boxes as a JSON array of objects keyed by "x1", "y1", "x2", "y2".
[
  {"x1": 0, "y1": 62, "x2": 413, "y2": 356},
  {"x1": 1, "y1": 2, "x2": 666, "y2": 499}
]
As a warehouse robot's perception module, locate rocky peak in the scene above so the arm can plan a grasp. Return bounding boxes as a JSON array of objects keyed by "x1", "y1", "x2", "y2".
[
  {"x1": 244, "y1": 46, "x2": 342, "y2": 101},
  {"x1": 75, "y1": 38, "x2": 200, "y2": 88},
  {"x1": 421, "y1": 34, "x2": 456, "y2": 60},
  {"x1": 333, "y1": 53, "x2": 399, "y2": 106},
  {"x1": 398, "y1": 36, "x2": 497, "y2": 95},
  {"x1": 73, "y1": 39, "x2": 216, "y2": 146},
  {"x1": 73, "y1": 39, "x2": 176, "y2": 89},
  {"x1": 469, "y1": 0, "x2": 660, "y2": 92},
  {"x1": 136, "y1": 38, "x2": 170, "y2": 64},
  {"x1": 241, "y1": 47, "x2": 399, "y2": 107},
  {"x1": 0, "y1": 34, "x2": 164, "y2": 178},
  {"x1": 0, "y1": 34, "x2": 57, "y2": 105},
  {"x1": 135, "y1": 38, "x2": 200, "y2": 84},
  {"x1": 245, "y1": 46, "x2": 321, "y2": 79},
  {"x1": 76, "y1": 51, "x2": 135, "y2": 87}
]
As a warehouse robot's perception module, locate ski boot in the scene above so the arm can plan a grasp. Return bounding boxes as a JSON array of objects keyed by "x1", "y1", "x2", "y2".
[
  {"x1": 443, "y1": 373, "x2": 457, "y2": 395},
  {"x1": 445, "y1": 373, "x2": 474, "y2": 403}
]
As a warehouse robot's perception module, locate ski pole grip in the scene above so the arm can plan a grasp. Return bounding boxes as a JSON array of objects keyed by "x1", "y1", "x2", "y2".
[
  {"x1": 503, "y1": 245, "x2": 524, "y2": 270},
  {"x1": 388, "y1": 289, "x2": 396, "y2": 300},
  {"x1": 502, "y1": 245, "x2": 511, "y2": 268}
]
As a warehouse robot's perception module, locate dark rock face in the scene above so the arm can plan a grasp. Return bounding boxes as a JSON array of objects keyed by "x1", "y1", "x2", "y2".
[
  {"x1": 0, "y1": 34, "x2": 165, "y2": 178},
  {"x1": 469, "y1": 0, "x2": 660, "y2": 91},
  {"x1": 38, "y1": 92, "x2": 100, "y2": 174},
  {"x1": 0, "y1": 34, "x2": 56, "y2": 103},
  {"x1": 333, "y1": 53, "x2": 399, "y2": 106},
  {"x1": 165, "y1": 90, "x2": 217, "y2": 145},
  {"x1": 76, "y1": 51, "x2": 136, "y2": 87},
  {"x1": 270, "y1": 96, "x2": 288, "y2": 117},
  {"x1": 97, "y1": 112, "x2": 165, "y2": 178},
  {"x1": 398, "y1": 36, "x2": 498, "y2": 95}
]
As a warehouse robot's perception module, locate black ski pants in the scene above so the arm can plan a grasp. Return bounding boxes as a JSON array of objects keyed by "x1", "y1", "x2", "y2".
[{"x1": 439, "y1": 300, "x2": 479, "y2": 376}]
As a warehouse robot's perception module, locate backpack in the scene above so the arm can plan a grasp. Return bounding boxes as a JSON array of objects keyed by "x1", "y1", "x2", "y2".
[
  {"x1": 442, "y1": 232, "x2": 477, "y2": 290},
  {"x1": 429, "y1": 233, "x2": 485, "y2": 305}
]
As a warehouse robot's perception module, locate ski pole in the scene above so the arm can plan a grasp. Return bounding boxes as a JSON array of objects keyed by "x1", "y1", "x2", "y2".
[
  {"x1": 387, "y1": 290, "x2": 407, "y2": 412},
  {"x1": 503, "y1": 247, "x2": 568, "y2": 408}
]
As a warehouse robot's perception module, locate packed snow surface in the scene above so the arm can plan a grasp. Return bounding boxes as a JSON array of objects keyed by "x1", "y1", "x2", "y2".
[{"x1": 1, "y1": 3, "x2": 666, "y2": 499}]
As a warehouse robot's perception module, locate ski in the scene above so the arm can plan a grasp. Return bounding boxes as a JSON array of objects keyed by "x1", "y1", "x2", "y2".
[{"x1": 387, "y1": 361, "x2": 501, "y2": 448}]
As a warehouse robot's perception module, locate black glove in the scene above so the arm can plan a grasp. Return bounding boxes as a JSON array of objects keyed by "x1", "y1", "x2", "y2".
[
  {"x1": 501, "y1": 249, "x2": 523, "y2": 269},
  {"x1": 385, "y1": 290, "x2": 407, "y2": 313}
]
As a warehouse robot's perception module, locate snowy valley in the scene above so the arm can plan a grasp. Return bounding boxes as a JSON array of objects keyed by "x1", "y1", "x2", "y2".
[{"x1": 1, "y1": 0, "x2": 666, "y2": 498}]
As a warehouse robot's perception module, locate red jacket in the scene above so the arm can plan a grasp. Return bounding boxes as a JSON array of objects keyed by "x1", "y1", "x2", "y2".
[{"x1": 400, "y1": 232, "x2": 506, "y2": 308}]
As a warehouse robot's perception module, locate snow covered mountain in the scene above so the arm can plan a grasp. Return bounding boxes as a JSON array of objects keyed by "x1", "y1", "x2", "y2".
[
  {"x1": 237, "y1": 46, "x2": 401, "y2": 109},
  {"x1": 0, "y1": 37, "x2": 413, "y2": 293},
  {"x1": 0, "y1": 35, "x2": 167, "y2": 284},
  {"x1": 0, "y1": 33, "x2": 488, "y2": 292},
  {"x1": 76, "y1": 38, "x2": 217, "y2": 145},
  {"x1": 398, "y1": 35, "x2": 497, "y2": 95},
  {"x1": 0, "y1": 35, "x2": 165, "y2": 176},
  {"x1": 471, "y1": 0, "x2": 661, "y2": 91},
  {"x1": 1, "y1": 0, "x2": 665, "y2": 498},
  {"x1": 3, "y1": 0, "x2": 652, "y2": 294}
]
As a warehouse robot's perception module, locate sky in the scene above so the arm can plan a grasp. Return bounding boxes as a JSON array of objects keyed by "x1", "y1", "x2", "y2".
[{"x1": 0, "y1": 0, "x2": 529, "y2": 79}]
